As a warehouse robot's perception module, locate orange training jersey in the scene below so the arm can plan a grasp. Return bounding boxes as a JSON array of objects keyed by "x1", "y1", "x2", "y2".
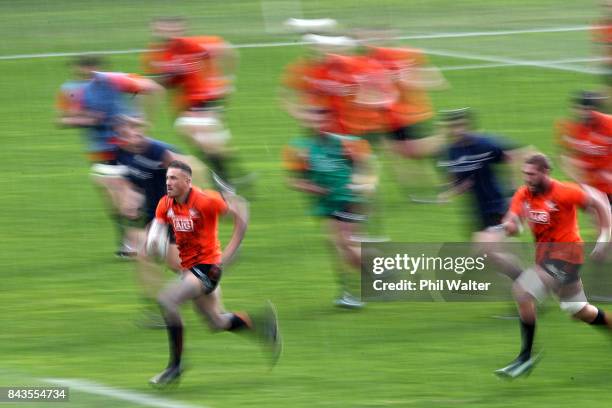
[
  {"x1": 593, "y1": 19, "x2": 612, "y2": 44},
  {"x1": 509, "y1": 180, "x2": 589, "y2": 264},
  {"x1": 282, "y1": 56, "x2": 347, "y2": 134},
  {"x1": 144, "y1": 36, "x2": 230, "y2": 110},
  {"x1": 557, "y1": 112, "x2": 612, "y2": 193},
  {"x1": 325, "y1": 54, "x2": 394, "y2": 136},
  {"x1": 368, "y1": 46, "x2": 434, "y2": 130},
  {"x1": 155, "y1": 187, "x2": 228, "y2": 268}
]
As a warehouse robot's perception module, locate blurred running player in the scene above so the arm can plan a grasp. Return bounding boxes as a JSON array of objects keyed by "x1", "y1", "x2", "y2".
[
  {"x1": 283, "y1": 109, "x2": 378, "y2": 308},
  {"x1": 366, "y1": 43, "x2": 447, "y2": 158},
  {"x1": 438, "y1": 109, "x2": 534, "y2": 318},
  {"x1": 481, "y1": 154, "x2": 611, "y2": 379},
  {"x1": 113, "y1": 115, "x2": 208, "y2": 326},
  {"x1": 438, "y1": 108, "x2": 530, "y2": 234},
  {"x1": 557, "y1": 91, "x2": 612, "y2": 205},
  {"x1": 147, "y1": 160, "x2": 280, "y2": 386},
  {"x1": 57, "y1": 56, "x2": 164, "y2": 257},
  {"x1": 281, "y1": 35, "x2": 392, "y2": 239},
  {"x1": 143, "y1": 17, "x2": 245, "y2": 187},
  {"x1": 281, "y1": 34, "x2": 395, "y2": 137},
  {"x1": 366, "y1": 42, "x2": 447, "y2": 201},
  {"x1": 281, "y1": 34, "x2": 357, "y2": 135}
]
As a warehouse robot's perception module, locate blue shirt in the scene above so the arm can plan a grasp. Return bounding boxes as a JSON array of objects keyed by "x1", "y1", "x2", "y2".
[
  {"x1": 117, "y1": 138, "x2": 176, "y2": 221},
  {"x1": 81, "y1": 72, "x2": 139, "y2": 153},
  {"x1": 439, "y1": 133, "x2": 511, "y2": 218}
]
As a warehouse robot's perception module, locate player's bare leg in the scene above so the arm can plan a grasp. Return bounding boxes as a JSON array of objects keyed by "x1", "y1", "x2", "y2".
[
  {"x1": 557, "y1": 281, "x2": 612, "y2": 328},
  {"x1": 328, "y1": 218, "x2": 365, "y2": 308},
  {"x1": 175, "y1": 110, "x2": 254, "y2": 192},
  {"x1": 192, "y1": 281, "x2": 282, "y2": 365},
  {"x1": 495, "y1": 270, "x2": 542, "y2": 379},
  {"x1": 150, "y1": 272, "x2": 200, "y2": 387},
  {"x1": 90, "y1": 172, "x2": 138, "y2": 257},
  {"x1": 152, "y1": 271, "x2": 280, "y2": 387}
]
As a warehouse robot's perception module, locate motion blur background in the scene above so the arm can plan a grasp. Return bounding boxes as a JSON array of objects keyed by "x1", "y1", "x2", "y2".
[{"x1": 1, "y1": 1, "x2": 609, "y2": 407}]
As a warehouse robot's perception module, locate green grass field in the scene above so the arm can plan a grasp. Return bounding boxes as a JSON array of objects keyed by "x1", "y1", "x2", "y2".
[{"x1": 1, "y1": 1, "x2": 611, "y2": 407}]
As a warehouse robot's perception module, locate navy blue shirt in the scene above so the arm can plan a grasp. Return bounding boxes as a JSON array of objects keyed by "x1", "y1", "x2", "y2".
[
  {"x1": 439, "y1": 133, "x2": 511, "y2": 219},
  {"x1": 117, "y1": 138, "x2": 176, "y2": 221}
]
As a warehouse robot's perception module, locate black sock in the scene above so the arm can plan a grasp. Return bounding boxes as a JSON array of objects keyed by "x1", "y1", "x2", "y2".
[
  {"x1": 590, "y1": 308, "x2": 607, "y2": 326},
  {"x1": 166, "y1": 325, "x2": 183, "y2": 367},
  {"x1": 518, "y1": 319, "x2": 535, "y2": 360},
  {"x1": 227, "y1": 312, "x2": 252, "y2": 332}
]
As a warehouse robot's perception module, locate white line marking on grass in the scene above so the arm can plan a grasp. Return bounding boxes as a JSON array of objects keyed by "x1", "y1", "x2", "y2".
[
  {"x1": 437, "y1": 56, "x2": 607, "y2": 72},
  {"x1": 392, "y1": 25, "x2": 591, "y2": 41},
  {"x1": 423, "y1": 48, "x2": 606, "y2": 75},
  {"x1": 0, "y1": 25, "x2": 592, "y2": 61},
  {"x1": 44, "y1": 378, "x2": 209, "y2": 408},
  {"x1": 0, "y1": 49, "x2": 149, "y2": 61}
]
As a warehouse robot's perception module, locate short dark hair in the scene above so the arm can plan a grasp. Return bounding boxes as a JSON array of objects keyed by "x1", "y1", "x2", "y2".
[
  {"x1": 168, "y1": 160, "x2": 192, "y2": 176},
  {"x1": 573, "y1": 90, "x2": 607, "y2": 110},
  {"x1": 525, "y1": 153, "x2": 552, "y2": 172}
]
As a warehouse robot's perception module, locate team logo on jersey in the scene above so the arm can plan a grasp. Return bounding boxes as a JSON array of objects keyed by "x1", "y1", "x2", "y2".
[
  {"x1": 528, "y1": 210, "x2": 550, "y2": 224},
  {"x1": 544, "y1": 200, "x2": 559, "y2": 211},
  {"x1": 189, "y1": 208, "x2": 201, "y2": 219},
  {"x1": 173, "y1": 216, "x2": 194, "y2": 232}
]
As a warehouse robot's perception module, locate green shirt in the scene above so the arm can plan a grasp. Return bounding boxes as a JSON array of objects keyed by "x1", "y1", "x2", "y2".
[{"x1": 288, "y1": 133, "x2": 365, "y2": 216}]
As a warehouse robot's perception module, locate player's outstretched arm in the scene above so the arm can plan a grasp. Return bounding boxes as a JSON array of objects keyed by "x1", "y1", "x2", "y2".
[
  {"x1": 221, "y1": 192, "x2": 249, "y2": 266},
  {"x1": 437, "y1": 176, "x2": 473, "y2": 202},
  {"x1": 399, "y1": 65, "x2": 448, "y2": 90},
  {"x1": 583, "y1": 186, "x2": 612, "y2": 260},
  {"x1": 288, "y1": 177, "x2": 328, "y2": 195}
]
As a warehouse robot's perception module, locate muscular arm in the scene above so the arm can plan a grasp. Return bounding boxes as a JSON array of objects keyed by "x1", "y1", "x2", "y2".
[
  {"x1": 582, "y1": 186, "x2": 612, "y2": 259},
  {"x1": 220, "y1": 192, "x2": 249, "y2": 265}
]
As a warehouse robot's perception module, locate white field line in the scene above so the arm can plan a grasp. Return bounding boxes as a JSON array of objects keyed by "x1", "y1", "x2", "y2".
[
  {"x1": 44, "y1": 378, "x2": 210, "y2": 408},
  {"x1": 437, "y1": 56, "x2": 606, "y2": 72},
  {"x1": 0, "y1": 24, "x2": 592, "y2": 61},
  {"x1": 423, "y1": 48, "x2": 606, "y2": 74}
]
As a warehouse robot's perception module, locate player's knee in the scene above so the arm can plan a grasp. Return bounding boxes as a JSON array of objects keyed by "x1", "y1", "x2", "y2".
[
  {"x1": 157, "y1": 291, "x2": 177, "y2": 313},
  {"x1": 560, "y1": 301, "x2": 588, "y2": 316},
  {"x1": 204, "y1": 312, "x2": 231, "y2": 331},
  {"x1": 514, "y1": 268, "x2": 547, "y2": 302},
  {"x1": 175, "y1": 114, "x2": 230, "y2": 150}
]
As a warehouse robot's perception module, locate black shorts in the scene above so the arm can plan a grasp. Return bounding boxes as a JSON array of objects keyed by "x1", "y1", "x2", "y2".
[
  {"x1": 188, "y1": 264, "x2": 223, "y2": 294},
  {"x1": 539, "y1": 259, "x2": 582, "y2": 285},
  {"x1": 386, "y1": 120, "x2": 434, "y2": 141},
  {"x1": 328, "y1": 203, "x2": 367, "y2": 223},
  {"x1": 188, "y1": 99, "x2": 224, "y2": 113},
  {"x1": 480, "y1": 212, "x2": 504, "y2": 230}
]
